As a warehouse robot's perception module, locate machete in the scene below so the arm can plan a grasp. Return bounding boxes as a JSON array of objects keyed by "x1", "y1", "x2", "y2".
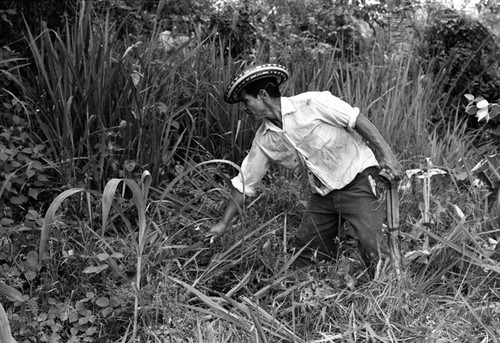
[{"x1": 380, "y1": 168, "x2": 402, "y2": 277}]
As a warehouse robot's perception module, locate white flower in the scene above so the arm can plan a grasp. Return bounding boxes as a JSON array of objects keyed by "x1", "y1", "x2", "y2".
[
  {"x1": 476, "y1": 99, "x2": 489, "y2": 109},
  {"x1": 475, "y1": 107, "x2": 489, "y2": 121}
]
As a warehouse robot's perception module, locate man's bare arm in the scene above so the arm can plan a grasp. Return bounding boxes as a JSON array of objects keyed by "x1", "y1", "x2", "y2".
[
  {"x1": 354, "y1": 113, "x2": 403, "y2": 176},
  {"x1": 208, "y1": 188, "x2": 245, "y2": 237}
]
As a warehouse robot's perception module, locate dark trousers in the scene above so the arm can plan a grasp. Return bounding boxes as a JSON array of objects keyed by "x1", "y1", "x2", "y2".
[{"x1": 293, "y1": 167, "x2": 387, "y2": 269}]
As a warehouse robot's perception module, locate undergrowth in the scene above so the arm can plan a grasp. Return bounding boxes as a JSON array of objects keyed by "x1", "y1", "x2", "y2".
[
  {"x1": 1, "y1": 1, "x2": 500, "y2": 342},
  {"x1": 3, "y1": 161, "x2": 500, "y2": 342}
]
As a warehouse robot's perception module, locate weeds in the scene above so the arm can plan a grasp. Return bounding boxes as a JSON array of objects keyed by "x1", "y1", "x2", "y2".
[{"x1": 1, "y1": 0, "x2": 500, "y2": 342}]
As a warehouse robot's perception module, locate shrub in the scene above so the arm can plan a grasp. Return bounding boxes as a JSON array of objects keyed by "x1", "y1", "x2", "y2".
[
  {"x1": 0, "y1": 46, "x2": 55, "y2": 223},
  {"x1": 421, "y1": 8, "x2": 500, "y2": 104}
]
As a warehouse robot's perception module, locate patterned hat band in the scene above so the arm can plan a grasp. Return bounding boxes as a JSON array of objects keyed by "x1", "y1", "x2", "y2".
[{"x1": 224, "y1": 64, "x2": 290, "y2": 104}]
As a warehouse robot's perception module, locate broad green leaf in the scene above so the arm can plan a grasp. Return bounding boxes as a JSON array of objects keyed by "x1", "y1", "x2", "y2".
[
  {"x1": 26, "y1": 168, "x2": 36, "y2": 179},
  {"x1": 9, "y1": 160, "x2": 21, "y2": 168},
  {"x1": 0, "y1": 281, "x2": 24, "y2": 302},
  {"x1": 31, "y1": 161, "x2": 43, "y2": 170},
  {"x1": 12, "y1": 177, "x2": 26, "y2": 186},
  {"x1": 26, "y1": 210, "x2": 39, "y2": 220},
  {"x1": 101, "y1": 307, "x2": 113, "y2": 317},
  {"x1": 95, "y1": 297, "x2": 109, "y2": 307},
  {"x1": 465, "y1": 104, "x2": 478, "y2": 114},
  {"x1": 0, "y1": 218, "x2": 14, "y2": 226},
  {"x1": 25, "y1": 250, "x2": 38, "y2": 268},
  {"x1": 0, "y1": 303, "x2": 13, "y2": 343},
  {"x1": 1, "y1": 179, "x2": 11, "y2": 192},
  {"x1": 75, "y1": 301, "x2": 86, "y2": 313},
  {"x1": 24, "y1": 271, "x2": 37, "y2": 281},
  {"x1": 96, "y1": 253, "x2": 109, "y2": 261},
  {"x1": 82, "y1": 264, "x2": 109, "y2": 274},
  {"x1": 490, "y1": 104, "x2": 500, "y2": 120},
  {"x1": 39, "y1": 188, "x2": 86, "y2": 264},
  {"x1": 59, "y1": 306, "x2": 69, "y2": 322},
  {"x1": 10, "y1": 195, "x2": 28, "y2": 204},
  {"x1": 86, "y1": 326, "x2": 98, "y2": 336},
  {"x1": 464, "y1": 94, "x2": 474, "y2": 101},
  {"x1": 68, "y1": 310, "x2": 79, "y2": 323},
  {"x1": 123, "y1": 160, "x2": 136, "y2": 173},
  {"x1": 101, "y1": 179, "x2": 123, "y2": 233},
  {"x1": 28, "y1": 188, "x2": 39, "y2": 199},
  {"x1": 37, "y1": 174, "x2": 49, "y2": 182},
  {"x1": 123, "y1": 179, "x2": 147, "y2": 249}
]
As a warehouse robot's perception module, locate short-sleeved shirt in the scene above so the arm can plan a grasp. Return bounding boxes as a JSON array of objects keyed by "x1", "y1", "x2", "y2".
[{"x1": 231, "y1": 91, "x2": 379, "y2": 196}]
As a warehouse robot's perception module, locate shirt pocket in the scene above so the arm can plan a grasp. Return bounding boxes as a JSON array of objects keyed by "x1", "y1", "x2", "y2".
[{"x1": 295, "y1": 124, "x2": 346, "y2": 160}]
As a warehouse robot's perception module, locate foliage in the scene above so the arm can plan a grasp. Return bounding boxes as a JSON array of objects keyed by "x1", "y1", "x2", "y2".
[
  {"x1": 465, "y1": 93, "x2": 500, "y2": 123},
  {"x1": 0, "y1": 0, "x2": 76, "y2": 53},
  {"x1": 0, "y1": 112, "x2": 53, "y2": 220},
  {"x1": 36, "y1": 170, "x2": 153, "y2": 340},
  {"x1": 2, "y1": 0, "x2": 500, "y2": 341},
  {"x1": 208, "y1": 2, "x2": 257, "y2": 59},
  {"x1": 24, "y1": 0, "x2": 203, "y2": 190},
  {"x1": 476, "y1": 0, "x2": 500, "y2": 37},
  {"x1": 0, "y1": 47, "x2": 55, "y2": 223},
  {"x1": 421, "y1": 7, "x2": 500, "y2": 104}
]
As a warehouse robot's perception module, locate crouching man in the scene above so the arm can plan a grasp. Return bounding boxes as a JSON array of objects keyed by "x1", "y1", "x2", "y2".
[{"x1": 208, "y1": 64, "x2": 403, "y2": 272}]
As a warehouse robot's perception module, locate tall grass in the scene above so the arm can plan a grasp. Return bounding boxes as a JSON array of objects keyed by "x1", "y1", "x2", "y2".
[
  {"x1": 285, "y1": 42, "x2": 467, "y2": 168},
  {"x1": 17, "y1": 1, "x2": 500, "y2": 342},
  {"x1": 24, "y1": 1, "x2": 205, "y2": 188}
]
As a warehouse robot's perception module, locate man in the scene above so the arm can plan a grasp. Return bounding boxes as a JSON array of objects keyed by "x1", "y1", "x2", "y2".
[{"x1": 209, "y1": 64, "x2": 403, "y2": 271}]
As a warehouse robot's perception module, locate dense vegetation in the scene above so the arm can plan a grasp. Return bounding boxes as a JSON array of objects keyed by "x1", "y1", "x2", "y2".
[{"x1": 1, "y1": 0, "x2": 500, "y2": 342}]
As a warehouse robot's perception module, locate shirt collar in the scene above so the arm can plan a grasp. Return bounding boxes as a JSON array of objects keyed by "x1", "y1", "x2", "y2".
[{"x1": 262, "y1": 97, "x2": 295, "y2": 133}]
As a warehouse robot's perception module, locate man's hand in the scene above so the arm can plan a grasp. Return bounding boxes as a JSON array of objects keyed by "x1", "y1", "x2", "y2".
[
  {"x1": 205, "y1": 188, "x2": 246, "y2": 243},
  {"x1": 205, "y1": 221, "x2": 229, "y2": 243},
  {"x1": 378, "y1": 151, "x2": 404, "y2": 179}
]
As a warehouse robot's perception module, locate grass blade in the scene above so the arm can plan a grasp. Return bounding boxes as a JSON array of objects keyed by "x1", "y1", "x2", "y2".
[{"x1": 39, "y1": 188, "x2": 87, "y2": 264}]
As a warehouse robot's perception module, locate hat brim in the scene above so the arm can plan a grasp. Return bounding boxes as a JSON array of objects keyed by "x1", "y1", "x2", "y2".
[{"x1": 224, "y1": 64, "x2": 290, "y2": 104}]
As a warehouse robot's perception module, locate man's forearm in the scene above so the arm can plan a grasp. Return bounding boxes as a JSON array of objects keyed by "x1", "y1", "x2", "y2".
[
  {"x1": 354, "y1": 113, "x2": 393, "y2": 154},
  {"x1": 209, "y1": 187, "x2": 246, "y2": 236},
  {"x1": 220, "y1": 188, "x2": 245, "y2": 225},
  {"x1": 354, "y1": 113, "x2": 403, "y2": 175}
]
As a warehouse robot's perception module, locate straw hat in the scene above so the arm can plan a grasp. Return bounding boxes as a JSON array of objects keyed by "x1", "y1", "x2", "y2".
[{"x1": 224, "y1": 64, "x2": 290, "y2": 104}]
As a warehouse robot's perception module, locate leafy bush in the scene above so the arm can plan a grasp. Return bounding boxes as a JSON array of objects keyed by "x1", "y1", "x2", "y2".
[
  {"x1": 0, "y1": 111, "x2": 53, "y2": 222},
  {"x1": 0, "y1": 47, "x2": 55, "y2": 223},
  {"x1": 208, "y1": 2, "x2": 257, "y2": 59},
  {"x1": 24, "y1": 0, "x2": 203, "y2": 189},
  {"x1": 0, "y1": 0, "x2": 76, "y2": 53},
  {"x1": 421, "y1": 8, "x2": 500, "y2": 104}
]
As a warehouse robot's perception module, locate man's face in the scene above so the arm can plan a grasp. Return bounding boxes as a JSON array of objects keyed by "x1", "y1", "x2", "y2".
[{"x1": 239, "y1": 90, "x2": 267, "y2": 121}]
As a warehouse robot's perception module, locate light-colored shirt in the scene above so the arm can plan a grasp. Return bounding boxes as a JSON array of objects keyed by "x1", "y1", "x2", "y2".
[{"x1": 231, "y1": 91, "x2": 379, "y2": 196}]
